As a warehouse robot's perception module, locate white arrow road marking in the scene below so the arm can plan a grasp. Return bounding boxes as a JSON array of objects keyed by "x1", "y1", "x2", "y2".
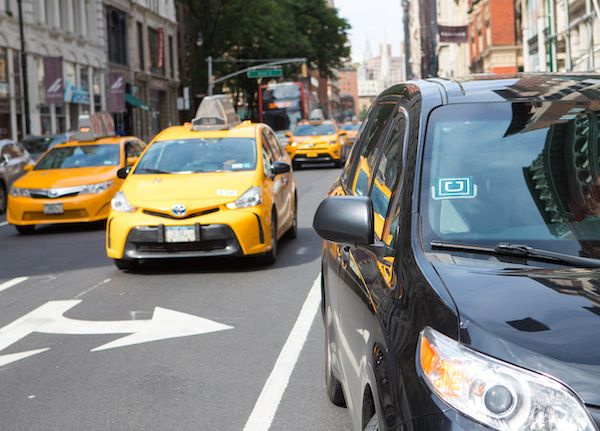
[
  {"x1": 0, "y1": 300, "x2": 234, "y2": 367},
  {"x1": 0, "y1": 221, "x2": 8, "y2": 227},
  {"x1": 0, "y1": 277, "x2": 28, "y2": 294}
]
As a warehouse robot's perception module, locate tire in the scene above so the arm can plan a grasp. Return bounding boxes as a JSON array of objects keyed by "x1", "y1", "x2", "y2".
[
  {"x1": 325, "y1": 321, "x2": 346, "y2": 407},
  {"x1": 293, "y1": 161, "x2": 301, "y2": 170},
  {"x1": 15, "y1": 225, "x2": 35, "y2": 235},
  {"x1": 113, "y1": 259, "x2": 138, "y2": 271},
  {"x1": 334, "y1": 158, "x2": 343, "y2": 168},
  {"x1": 284, "y1": 193, "x2": 298, "y2": 239},
  {"x1": 364, "y1": 414, "x2": 379, "y2": 431},
  {"x1": 259, "y1": 210, "x2": 278, "y2": 265},
  {"x1": 0, "y1": 182, "x2": 6, "y2": 214}
]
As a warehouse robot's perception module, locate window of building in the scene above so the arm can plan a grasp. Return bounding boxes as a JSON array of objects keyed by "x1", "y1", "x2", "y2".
[
  {"x1": 168, "y1": 35, "x2": 174, "y2": 79},
  {"x1": 137, "y1": 22, "x2": 145, "y2": 71},
  {"x1": 148, "y1": 27, "x2": 164, "y2": 76},
  {"x1": 107, "y1": 7, "x2": 128, "y2": 65}
]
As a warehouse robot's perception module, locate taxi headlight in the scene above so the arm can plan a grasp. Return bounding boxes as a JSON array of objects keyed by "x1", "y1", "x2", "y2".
[
  {"x1": 289, "y1": 141, "x2": 298, "y2": 147},
  {"x1": 226, "y1": 186, "x2": 262, "y2": 209},
  {"x1": 418, "y1": 327, "x2": 596, "y2": 431},
  {"x1": 330, "y1": 140, "x2": 338, "y2": 145},
  {"x1": 10, "y1": 187, "x2": 30, "y2": 197},
  {"x1": 80, "y1": 180, "x2": 114, "y2": 195},
  {"x1": 111, "y1": 191, "x2": 137, "y2": 213}
]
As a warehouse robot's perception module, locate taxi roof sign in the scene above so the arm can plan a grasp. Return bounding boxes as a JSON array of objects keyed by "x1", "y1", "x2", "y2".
[
  {"x1": 192, "y1": 95, "x2": 241, "y2": 131},
  {"x1": 74, "y1": 113, "x2": 116, "y2": 141}
]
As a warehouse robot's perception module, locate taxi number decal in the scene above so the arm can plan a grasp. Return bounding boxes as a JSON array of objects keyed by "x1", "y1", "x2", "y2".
[
  {"x1": 432, "y1": 177, "x2": 477, "y2": 200},
  {"x1": 217, "y1": 189, "x2": 238, "y2": 197}
]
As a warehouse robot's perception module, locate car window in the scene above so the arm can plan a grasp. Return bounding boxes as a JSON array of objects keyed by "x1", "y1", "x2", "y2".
[
  {"x1": 0, "y1": 143, "x2": 12, "y2": 158},
  {"x1": 264, "y1": 129, "x2": 282, "y2": 159},
  {"x1": 125, "y1": 141, "x2": 142, "y2": 158},
  {"x1": 35, "y1": 145, "x2": 121, "y2": 169},
  {"x1": 344, "y1": 101, "x2": 397, "y2": 196},
  {"x1": 294, "y1": 123, "x2": 336, "y2": 136},
  {"x1": 261, "y1": 132, "x2": 274, "y2": 175}
]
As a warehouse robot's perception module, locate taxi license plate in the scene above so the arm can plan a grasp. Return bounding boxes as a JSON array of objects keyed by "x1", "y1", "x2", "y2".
[
  {"x1": 165, "y1": 226, "x2": 196, "y2": 243},
  {"x1": 44, "y1": 203, "x2": 64, "y2": 214},
  {"x1": 307, "y1": 151, "x2": 318, "y2": 158}
]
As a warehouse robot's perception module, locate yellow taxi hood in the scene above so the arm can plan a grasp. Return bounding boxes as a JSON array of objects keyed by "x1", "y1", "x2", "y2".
[
  {"x1": 122, "y1": 170, "x2": 258, "y2": 203},
  {"x1": 293, "y1": 135, "x2": 337, "y2": 143},
  {"x1": 14, "y1": 166, "x2": 118, "y2": 189}
]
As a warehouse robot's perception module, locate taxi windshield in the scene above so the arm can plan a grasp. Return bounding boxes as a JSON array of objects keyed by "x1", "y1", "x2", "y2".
[
  {"x1": 421, "y1": 102, "x2": 600, "y2": 258},
  {"x1": 294, "y1": 124, "x2": 336, "y2": 136},
  {"x1": 35, "y1": 144, "x2": 120, "y2": 170},
  {"x1": 135, "y1": 138, "x2": 257, "y2": 174}
]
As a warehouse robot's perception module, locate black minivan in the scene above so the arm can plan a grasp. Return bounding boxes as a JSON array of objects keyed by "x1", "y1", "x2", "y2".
[{"x1": 313, "y1": 75, "x2": 600, "y2": 431}]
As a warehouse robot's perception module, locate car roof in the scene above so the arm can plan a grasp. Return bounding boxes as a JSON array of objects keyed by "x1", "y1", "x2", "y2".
[{"x1": 152, "y1": 121, "x2": 259, "y2": 142}]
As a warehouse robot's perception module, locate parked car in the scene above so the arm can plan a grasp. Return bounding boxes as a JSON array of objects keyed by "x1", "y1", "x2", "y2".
[
  {"x1": 313, "y1": 74, "x2": 600, "y2": 431},
  {"x1": 0, "y1": 139, "x2": 32, "y2": 214}
]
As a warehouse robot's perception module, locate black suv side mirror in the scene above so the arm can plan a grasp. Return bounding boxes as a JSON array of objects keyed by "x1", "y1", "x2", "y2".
[
  {"x1": 117, "y1": 166, "x2": 131, "y2": 179},
  {"x1": 313, "y1": 196, "x2": 385, "y2": 256},
  {"x1": 271, "y1": 161, "x2": 291, "y2": 176}
]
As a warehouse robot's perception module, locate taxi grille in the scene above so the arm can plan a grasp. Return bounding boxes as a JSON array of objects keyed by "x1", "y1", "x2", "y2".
[
  {"x1": 30, "y1": 191, "x2": 80, "y2": 199},
  {"x1": 135, "y1": 240, "x2": 228, "y2": 253},
  {"x1": 23, "y1": 210, "x2": 88, "y2": 221},
  {"x1": 142, "y1": 207, "x2": 219, "y2": 220}
]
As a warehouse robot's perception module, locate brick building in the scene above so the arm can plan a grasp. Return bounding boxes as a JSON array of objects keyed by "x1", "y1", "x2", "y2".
[
  {"x1": 467, "y1": 0, "x2": 522, "y2": 73},
  {"x1": 337, "y1": 67, "x2": 358, "y2": 118}
]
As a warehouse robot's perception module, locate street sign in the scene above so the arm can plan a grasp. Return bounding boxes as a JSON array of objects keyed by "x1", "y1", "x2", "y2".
[
  {"x1": 0, "y1": 300, "x2": 234, "y2": 367},
  {"x1": 247, "y1": 68, "x2": 283, "y2": 79}
]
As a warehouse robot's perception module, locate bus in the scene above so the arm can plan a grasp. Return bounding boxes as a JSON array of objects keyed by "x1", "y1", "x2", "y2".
[{"x1": 258, "y1": 82, "x2": 318, "y2": 132}]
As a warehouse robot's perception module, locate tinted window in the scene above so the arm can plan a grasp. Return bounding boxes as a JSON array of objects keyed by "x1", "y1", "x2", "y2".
[
  {"x1": 135, "y1": 139, "x2": 256, "y2": 174},
  {"x1": 421, "y1": 102, "x2": 600, "y2": 257},
  {"x1": 294, "y1": 124, "x2": 337, "y2": 136},
  {"x1": 36, "y1": 145, "x2": 120, "y2": 169}
]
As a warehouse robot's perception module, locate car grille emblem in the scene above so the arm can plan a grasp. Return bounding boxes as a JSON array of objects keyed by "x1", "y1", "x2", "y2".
[
  {"x1": 48, "y1": 189, "x2": 58, "y2": 198},
  {"x1": 171, "y1": 204, "x2": 187, "y2": 217}
]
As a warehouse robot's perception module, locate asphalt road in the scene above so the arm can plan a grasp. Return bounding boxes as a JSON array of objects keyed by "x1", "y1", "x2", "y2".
[{"x1": 0, "y1": 166, "x2": 352, "y2": 431}]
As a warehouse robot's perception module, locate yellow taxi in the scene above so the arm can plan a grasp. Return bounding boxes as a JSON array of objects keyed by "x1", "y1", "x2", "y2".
[
  {"x1": 7, "y1": 114, "x2": 146, "y2": 234},
  {"x1": 106, "y1": 95, "x2": 297, "y2": 270},
  {"x1": 285, "y1": 112, "x2": 347, "y2": 168}
]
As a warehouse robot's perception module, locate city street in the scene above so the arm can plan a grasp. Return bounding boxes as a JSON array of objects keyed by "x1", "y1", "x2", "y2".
[{"x1": 0, "y1": 167, "x2": 351, "y2": 431}]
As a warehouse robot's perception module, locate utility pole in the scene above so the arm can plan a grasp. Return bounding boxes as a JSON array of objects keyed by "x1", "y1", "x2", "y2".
[
  {"x1": 17, "y1": 0, "x2": 30, "y2": 136},
  {"x1": 207, "y1": 56, "x2": 213, "y2": 96}
]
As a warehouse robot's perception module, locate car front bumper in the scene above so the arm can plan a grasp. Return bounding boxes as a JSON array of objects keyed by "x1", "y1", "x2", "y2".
[{"x1": 287, "y1": 144, "x2": 341, "y2": 163}]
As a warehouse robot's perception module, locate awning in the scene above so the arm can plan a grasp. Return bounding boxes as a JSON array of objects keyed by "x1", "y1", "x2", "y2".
[{"x1": 125, "y1": 93, "x2": 150, "y2": 111}]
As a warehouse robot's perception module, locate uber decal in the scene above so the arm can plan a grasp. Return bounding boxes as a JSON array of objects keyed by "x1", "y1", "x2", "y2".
[{"x1": 432, "y1": 177, "x2": 477, "y2": 200}]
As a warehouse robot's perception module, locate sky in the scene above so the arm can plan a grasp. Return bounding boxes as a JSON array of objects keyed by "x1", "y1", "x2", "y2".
[{"x1": 334, "y1": 0, "x2": 404, "y2": 64}]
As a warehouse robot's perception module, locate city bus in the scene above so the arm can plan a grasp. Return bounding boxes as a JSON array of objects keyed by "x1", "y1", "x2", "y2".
[{"x1": 258, "y1": 82, "x2": 317, "y2": 132}]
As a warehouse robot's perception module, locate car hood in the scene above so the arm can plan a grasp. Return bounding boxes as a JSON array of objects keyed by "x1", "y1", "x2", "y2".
[
  {"x1": 432, "y1": 255, "x2": 600, "y2": 405},
  {"x1": 14, "y1": 166, "x2": 118, "y2": 188},
  {"x1": 122, "y1": 170, "x2": 257, "y2": 205},
  {"x1": 292, "y1": 135, "x2": 336, "y2": 143}
]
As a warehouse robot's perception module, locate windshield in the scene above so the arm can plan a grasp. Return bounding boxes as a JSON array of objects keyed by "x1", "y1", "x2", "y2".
[
  {"x1": 294, "y1": 124, "x2": 336, "y2": 136},
  {"x1": 421, "y1": 102, "x2": 600, "y2": 258},
  {"x1": 341, "y1": 123, "x2": 361, "y2": 131},
  {"x1": 35, "y1": 144, "x2": 120, "y2": 169},
  {"x1": 135, "y1": 138, "x2": 257, "y2": 174}
]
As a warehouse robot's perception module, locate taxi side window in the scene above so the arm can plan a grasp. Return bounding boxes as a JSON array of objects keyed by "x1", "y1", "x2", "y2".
[
  {"x1": 345, "y1": 102, "x2": 397, "y2": 196},
  {"x1": 266, "y1": 129, "x2": 284, "y2": 159},
  {"x1": 125, "y1": 141, "x2": 143, "y2": 158},
  {"x1": 261, "y1": 130, "x2": 274, "y2": 175},
  {"x1": 0, "y1": 144, "x2": 11, "y2": 161}
]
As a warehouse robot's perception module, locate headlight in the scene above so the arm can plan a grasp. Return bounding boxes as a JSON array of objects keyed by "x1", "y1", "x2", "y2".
[
  {"x1": 10, "y1": 187, "x2": 30, "y2": 197},
  {"x1": 330, "y1": 140, "x2": 338, "y2": 145},
  {"x1": 289, "y1": 142, "x2": 298, "y2": 147},
  {"x1": 226, "y1": 186, "x2": 262, "y2": 209},
  {"x1": 418, "y1": 327, "x2": 596, "y2": 431},
  {"x1": 111, "y1": 191, "x2": 137, "y2": 213},
  {"x1": 80, "y1": 180, "x2": 114, "y2": 194}
]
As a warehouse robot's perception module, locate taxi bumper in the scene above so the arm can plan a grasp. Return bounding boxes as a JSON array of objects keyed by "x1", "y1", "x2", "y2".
[
  {"x1": 286, "y1": 144, "x2": 342, "y2": 163},
  {"x1": 106, "y1": 206, "x2": 272, "y2": 260},
  {"x1": 7, "y1": 192, "x2": 114, "y2": 226}
]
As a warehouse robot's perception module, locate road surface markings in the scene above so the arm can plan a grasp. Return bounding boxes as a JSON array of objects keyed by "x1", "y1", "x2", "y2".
[
  {"x1": 74, "y1": 278, "x2": 111, "y2": 299},
  {"x1": 295, "y1": 247, "x2": 308, "y2": 255},
  {"x1": 243, "y1": 274, "x2": 321, "y2": 431},
  {"x1": 0, "y1": 277, "x2": 28, "y2": 294},
  {"x1": 0, "y1": 300, "x2": 234, "y2": 367},
  {"x1": 0, "y1": 221, "x2": 7, "y2": 227}
]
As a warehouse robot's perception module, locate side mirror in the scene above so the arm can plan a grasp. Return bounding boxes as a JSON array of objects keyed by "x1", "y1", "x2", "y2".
[
  {"x1": 23, "y1": 163, "x2": 34, "y2": 172},
  {"x1": 284, "y1": 131, "x2": 292, "y2": 138},
  {"x1": 271, "y1": 161, "x2": 291, "y2": 176},
  {"x1": 313, "y1": 196, "x2": 385, "y2": 256},
  {"x1": 339, "y1": 130, "x2": 347, "y2": 136},
  {"x1": 117, "y1": 166, "x2": 131, "y2": 179},
  {"x1": 126, "y1": 156, "x2": 137, "y2": 166}
]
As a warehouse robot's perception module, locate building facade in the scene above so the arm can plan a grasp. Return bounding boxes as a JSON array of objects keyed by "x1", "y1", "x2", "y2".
[
  {"x1": 0, "y1": 0, "x2": 106, "y2": 141},
  {"x1": 437, "y1": 0, "x2": 471, "y2": 78},
  {"x1": 467, "y1": 0, "x2": 523, "y2": 73},
  {"x1": 337, "y1": 66, "x2": 358, "y2": 118}
]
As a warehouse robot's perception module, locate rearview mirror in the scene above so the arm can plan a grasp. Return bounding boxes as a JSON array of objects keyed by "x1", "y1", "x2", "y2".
[
  {"x1": 23, "y1": 163, "x2": 34, "y2": 172},
  {"x1": 271, "y1": 161, "x2": 291, "y2": 176},
  {"x1": 117, "y1": 166, "x2": 131, "y2": 179},
  {"x1": 313, "y1": 196, "x2": 385, "y2": 256}
]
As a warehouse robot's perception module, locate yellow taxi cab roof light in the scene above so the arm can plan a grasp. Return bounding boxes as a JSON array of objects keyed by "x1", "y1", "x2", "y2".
[
  {"x1": 191, "y1": 95, "x2": 241, "y2": 131},
  {"x1": 73, "y1": 113, "x2": 116, "y2": 142}
]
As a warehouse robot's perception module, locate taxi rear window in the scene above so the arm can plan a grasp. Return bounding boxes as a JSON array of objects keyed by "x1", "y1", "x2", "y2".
[
  {"x1": 135, "y1": 138, "x2": 257, "y2": 174},
  {"x1": 35, "y1": 145, "x2": 120, "y2": 170}
]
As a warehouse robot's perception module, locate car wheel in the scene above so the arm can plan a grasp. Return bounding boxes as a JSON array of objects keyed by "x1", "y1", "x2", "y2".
[
  {"x1": 0, "y1": 182, "x2": 6, "y2": 214},
  {"x1": 15, "y1": 225, "x2": 35, "y2": 235},
  {"x1": 259, "y1": 210, "x2": 278, "y2": 265},
  {"x1": 284, "y1": 194, "x2": 298, "y2": 240},
  {"x1": 293, "y1": 161, "x2": 301, "y2": 170},
  {"x1": 334, "y1": 158, "x2": 343, "y2": 168},
  {"x1": 325, "y1": 319, "x2": 346, "y2": 407},
  {"x1": 364, "y1": 414, "x2": 379, "y2": 431},
  {"x1": 113, "y1": 259, "x2": 138, "y2": 271}
]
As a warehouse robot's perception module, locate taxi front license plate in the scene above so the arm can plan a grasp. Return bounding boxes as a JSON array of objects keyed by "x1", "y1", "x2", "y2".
[
  {"x1": 44, "y1": 203, "x2": 64, "y2": 214},
  {"x1": 307, "y1": 151, "x2": 318, "y2": 158},
  {"x1": 165, "y1": 226, "x2": 196, "y2": 243}
]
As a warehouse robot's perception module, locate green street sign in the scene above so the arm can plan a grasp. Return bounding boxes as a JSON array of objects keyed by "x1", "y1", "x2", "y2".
[{"x1": 247, "y1": 68, "x2": 283, "y2": 78}]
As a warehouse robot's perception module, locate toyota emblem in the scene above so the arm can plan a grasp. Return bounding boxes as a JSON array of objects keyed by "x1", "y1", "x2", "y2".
[
  {"x1": 48, "y1": 189, "x2": 58, "y2": 198},
  {"x1": 171, "y1": 204, "x2": 187, "y2": 217}
]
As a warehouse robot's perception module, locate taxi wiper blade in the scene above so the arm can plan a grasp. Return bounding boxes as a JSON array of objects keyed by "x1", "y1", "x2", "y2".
[
  {"x1": 135, "y1": 168, "x2": 172, "y2": 174},
  {"x1": 430, "y1": 240, "x2": 600, "y2": 268}
]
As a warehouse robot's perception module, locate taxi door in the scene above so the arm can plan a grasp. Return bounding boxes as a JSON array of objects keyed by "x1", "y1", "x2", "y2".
[{"x1": 262, "y1": 128, "x2": 292, "y2": 235}]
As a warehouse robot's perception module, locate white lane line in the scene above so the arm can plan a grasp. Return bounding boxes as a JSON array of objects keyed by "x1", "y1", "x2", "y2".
[
  {"x1": 0, "y1": 277, "x2": 28, "y2": 294},
  {"x1": 0, "y1": 221, "x2": 8, "y2": 227},
  {"x1": 243, "y1": 275, "x2": 321, "y2": 431},
  {"x1": 73, "y1": 278, "x2": 111, "y2": 299}
]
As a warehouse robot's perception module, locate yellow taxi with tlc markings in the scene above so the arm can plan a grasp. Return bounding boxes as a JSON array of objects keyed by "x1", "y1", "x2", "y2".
[
  {"x1": 285, "y1": 111, "x2": 347, "y2": 168},
  {"x1": 7, "y1": 114, "x2": 146, "y2": 234},
  {"x1": 106, "y1": 95, "x2": 297, "y2": 270}
]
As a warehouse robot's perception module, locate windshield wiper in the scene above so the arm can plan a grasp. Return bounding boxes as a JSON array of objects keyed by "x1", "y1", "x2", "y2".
[
  {"x1": 135, "y1": 168, "x2": 172, "y2": 174},
  {"x1": 430, "y1": 241, "x2": 600, "y2": 268}
]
